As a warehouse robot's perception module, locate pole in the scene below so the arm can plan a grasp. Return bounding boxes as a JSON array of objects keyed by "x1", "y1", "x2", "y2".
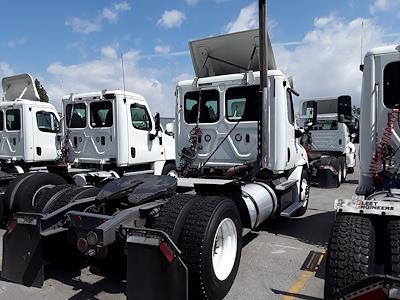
[{"x1": 258, "y1": 0, "x2": 269, "y2": 169}]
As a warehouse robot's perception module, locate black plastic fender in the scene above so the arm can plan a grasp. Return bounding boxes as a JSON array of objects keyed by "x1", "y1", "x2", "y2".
[
  {"x1": 124, "y1": 227, "x2": 188, "y2": 300},
  {"x1": 2, "y1": 214, "x2": 44, "y2": 287}
]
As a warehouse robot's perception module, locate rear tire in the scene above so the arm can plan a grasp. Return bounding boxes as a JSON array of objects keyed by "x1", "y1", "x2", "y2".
[
  {"x1": 5, "y1": 172, "x2": 67, "y2": 213},
  {"x1": 152, "y1": 194, "x2": 199, "y2": 243},
  {"x1": 387, "y1": 219, "x2": 400, "y2": 277},
  {"x1": 324, "y1": 214, "x2": 375, "y2": 299},
  {"x1": 179, "y1": 196, "x2": 242, "y2": 300},
  {"x1": 339, "y1": 156, "x2": 346, "y2": 183}
]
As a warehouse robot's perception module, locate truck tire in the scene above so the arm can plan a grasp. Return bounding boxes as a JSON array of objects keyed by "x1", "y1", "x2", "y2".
[
  {"x1": 335, "y1": 158, "x2": 342, "y2": 188},
  {"x1": 5, "y1": 172, "x2": 67, "y2": 213},
  {"x1": 293, "y1": 169, "x2": 310, "y2": 217},
  {"x1": 33, "y1": 184, "x2": 72, "y2": 213},
  {"x1": 339, "y1": 156, "x2": 347, "y2": 183},
  {"x1": 152, "y1": 194, "x2": 199, "y2": 243},
  {"x1": 179, "y1": 196, "x2": 242, "y2": 300},
  {"x1": 162, "y1": 162, "x2": 178, "y2": 177},
  {"x1": 324, "y1": 214, "x2": 375, "y2": 299},
  {"x1": 387, "y1": 219, "x2": 400, "y2": 277}
]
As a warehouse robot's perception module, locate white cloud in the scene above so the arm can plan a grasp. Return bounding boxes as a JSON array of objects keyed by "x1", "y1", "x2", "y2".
[
  {"x1": 274, "y1": 16, "x2": 399, "y2": 110},
  {"x1": 66, "y1": 1, "x2": 131, "y2": 34},
  {"x1": 154, "y1": 45, "x2": 171, "y2": 55},
  {"x1": 224, "y1": 2, "x2": 258, "y2": 33},
  {"x1": 4, "y1": 38, "x2": 27, "y2": 48},
  {"x1": 0, "y1": 62, "x2": 14, "y2": 79},
  {"x1": 185, "y1": 0, "x2": 199, "y2": 5},
  {"x1": 157, "y1": 10, "x2": 185, "y2": 29},
  {"x1": 45, "y1": 47, "x2": 175, "y2": 116},
  {"x1": 370, "y1": 0, "x2": 390, "y2": 13}
]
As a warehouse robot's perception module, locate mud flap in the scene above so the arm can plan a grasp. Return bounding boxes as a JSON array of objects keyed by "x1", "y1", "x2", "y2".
[
  {"x1": 125, "y1": 228, "x2": 188, "y2": 300},
  {"x1": 2, "y1": 218, "x2": 44, "y2": 287},
  {"x1": 318, "y1": 169, "x2": 338, "y2": 188}
]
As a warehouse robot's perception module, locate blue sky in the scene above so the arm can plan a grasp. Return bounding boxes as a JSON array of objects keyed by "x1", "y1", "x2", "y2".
[{"x1": 1, "y1": 0, "x2": 400, "y2": 116}]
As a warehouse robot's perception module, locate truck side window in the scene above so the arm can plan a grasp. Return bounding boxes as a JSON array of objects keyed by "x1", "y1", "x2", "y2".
[
  {"x1": 0, "y1": 111, "x2": 3, "y2": 131},
  {"x1": 184, "y1": 90, "x2": 219, "y2": 124},
  {"x1": 90, "y1": 101, "x2": 113, "y2": 128},
  {"x1": 226, "y1": 85, "x2": 258, "y2": 122},
  {"x1": 384, "y1": 61, "x2": 400, "y2": 109},
  {"x1": 131, "y1": 103, "x2": 152, "y2": 131},
  {"x1": 6, "y1": 109, "x2": 20, "y2": 131},
  {"x1": 286, "y1": 90, "x2": 295, "y2": 125},
  {"x1": 66, "y1": 103, "x2": 86, "y2": 128},
  {"x1": 36, "y1": 111, "x2": 60, "y2": 133}
]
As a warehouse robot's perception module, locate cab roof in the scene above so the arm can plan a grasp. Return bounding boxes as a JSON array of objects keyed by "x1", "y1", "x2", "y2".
[
  {"x1": 365, "y1": 45, "x2": 400, "y2": 57},
  {"x1": 0, "y1": 99, "x2": 56, "y2": 109},
  {"x1": 177, "y1": 70, "x2": 286, "y2": 88},
  {"x1": 62, "y1": 90, "x2": 146, "y2": 102}
]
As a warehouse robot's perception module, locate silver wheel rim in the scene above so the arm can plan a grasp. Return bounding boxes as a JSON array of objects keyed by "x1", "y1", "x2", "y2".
[
  {"x1": 300, "y1": 178, "x2": 309, "y2": 207},
  {"x1": 31, "y1": 184, "x2": 55, "y2": 206},
  {"x1": 338, "y1": 167, "x2": 342, "y2": 183},
  {"x1": 212, "y1": 217, "x2": 237, "y2": 281},
  {"x1": 167, "y1": 169, "x2": 178, "y2": 178}
]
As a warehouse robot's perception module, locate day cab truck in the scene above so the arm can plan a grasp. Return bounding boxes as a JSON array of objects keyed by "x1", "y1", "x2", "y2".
[
  {"x1": 300, "y1": 96, "x2": 356, "y2": 188},
  {"x1": 324, "y1": 45, "x2": 400, "y2": 299},
  {"x1": 0, "y1": 75, "x2": 176, "y2": 225},
  {"x1": 1, "y1": 2, "x2": 317, "y2": 299}
]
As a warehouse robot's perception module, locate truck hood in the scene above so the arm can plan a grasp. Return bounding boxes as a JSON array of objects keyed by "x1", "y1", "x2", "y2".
[{"x1": 2, "y1": 73, "x2": 40, "y2": 101}]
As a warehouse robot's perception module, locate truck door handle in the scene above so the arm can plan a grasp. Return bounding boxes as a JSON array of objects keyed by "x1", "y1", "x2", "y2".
[
  {"x1": 131, "y1": 147, "x2": 136, "y2": 158},
  {"x1": 36, "y1": 147, "x2": 42, "y2": 156},
  {"x1": 101, "y1": 136, "x2": 105, "y2": 145}
]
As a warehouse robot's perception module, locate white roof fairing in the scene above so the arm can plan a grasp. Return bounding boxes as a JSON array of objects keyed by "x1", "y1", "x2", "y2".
[
  {"x1": 2, "y1": 73, "x2": 40, "y2": 101},
  {"x1": 189, "y1": 29, "x2": 276, "y2": 78}
]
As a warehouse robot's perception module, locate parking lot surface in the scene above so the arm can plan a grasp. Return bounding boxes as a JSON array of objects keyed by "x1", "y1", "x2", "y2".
[{"x1": 0, "y1": 170, "x2": 358, "y2": 299}]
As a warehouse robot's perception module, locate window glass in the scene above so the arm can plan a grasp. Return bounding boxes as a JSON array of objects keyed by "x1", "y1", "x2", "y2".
[
  {"x1": 90, "y1": 101, "x2": 113, "y2": 128},
  {"x1": 36, "y1": 111, "x2": 60, "y2": 133},
  {"x1": 286, "y1": 90, "x2": 294, "y2": 125},
  {"x1": 0, "y1": 111, "x2": 3, "y2": 131},
  {"x1": 225, "y1": 85, "x2": 258, "y2": 122},
  {"x1": 311, "y1": 120, "x2": 338, "y2": 131},
  {"x1": 6, "y1": 109, "x2": 20, "y2": 130},
  {"x1": 131, "y1": 103, "x2": 152, "y2": 131},
  {"x1": 66, "y1": 103, "x2": 86, "y2": 128},
  {"x1": 384, "y1": 61, "x2": 400, "y2": 109},
  {"x1": 184, "y1": 90, "x2": 219, "y2": 123}
]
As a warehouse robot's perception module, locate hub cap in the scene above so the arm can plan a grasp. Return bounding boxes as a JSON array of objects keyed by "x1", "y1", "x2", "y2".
[
  {"x1": 212, "y1": 218, "x2": 237, "y2": 281},
  {"x1": 300, "y1": 178, "x2": 310, "y2": 207}
]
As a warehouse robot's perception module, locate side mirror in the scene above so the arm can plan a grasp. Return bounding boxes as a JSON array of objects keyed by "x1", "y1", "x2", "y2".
[
  {"x1": 338, "y1": 95, "x2": 352, "y2": 123},
  {"x1": 154, "y1": 113, "x2": 161, "y2": 131},
  {"x1": 305, "y1": 101, "x2": 317, "y2": 126}
]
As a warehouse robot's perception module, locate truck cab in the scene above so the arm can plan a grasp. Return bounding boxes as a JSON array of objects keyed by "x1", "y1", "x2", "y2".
[
  {"x1": 62, "y1": 90, "x2": 175, "y2": 175},
  {"x1": 0, "y1": 74, "x2": 60, "y2": 169}
]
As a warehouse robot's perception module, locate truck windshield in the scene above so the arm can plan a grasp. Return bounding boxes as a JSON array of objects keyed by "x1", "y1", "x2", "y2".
[
  {"x1": 226, "y1": 85, "x2": 259, "y2": 122},
  {"x1": 184, "y1": 89, "x2": 219, "y2": 123},
  {"x1": 90, "y1": 101, "x2": 113, "y2": 128},
  {"x1": 66, "y1": 103, "x2": 86, "y2": 128},
  {"x1": 384, "y1": 61, "x2": 400, "y2": 109},
  {"x1": 6, "y1": 109, "x2": 20, "y2": 131}
]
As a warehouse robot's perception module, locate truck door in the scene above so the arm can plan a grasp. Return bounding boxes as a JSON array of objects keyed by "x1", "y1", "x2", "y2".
[
  {"x1": 285, "y1": 89, "x2": 297, "y2": 169},
  {"x1": 4, "y1": 108, "x2": 23, "y2": 160},
  {"x1": 32, "y1": 108, "x2": 60, "y2": 161},
  {"x1": 127, "y1": 100, "x2": 160, "y2": 165}
]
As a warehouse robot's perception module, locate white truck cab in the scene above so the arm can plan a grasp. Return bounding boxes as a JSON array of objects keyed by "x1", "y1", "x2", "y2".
[
  {"x1": 0, "y1": 74, "x2": 60, "y2": 169},
  {"x1": 62, "y1": 90, "x2": 176, "y2": 175}
]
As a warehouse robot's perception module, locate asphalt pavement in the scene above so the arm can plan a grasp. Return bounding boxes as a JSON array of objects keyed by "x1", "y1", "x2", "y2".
[{"x1": 0, "y1": 169, "x2": 359, "y2": 300}]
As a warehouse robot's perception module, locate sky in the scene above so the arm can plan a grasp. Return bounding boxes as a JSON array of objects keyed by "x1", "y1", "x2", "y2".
[{"x1": 0, "y1": 0, "x2": 400, "y2": 117}]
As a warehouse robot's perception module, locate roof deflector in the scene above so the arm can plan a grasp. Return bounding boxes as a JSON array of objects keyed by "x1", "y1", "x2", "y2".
[
  {"x1": 189, "y1": 29, "x2": 276, "y2": 78},
  {"x1": 2, "y1": 73, "x2": 40, "y2": 101}
]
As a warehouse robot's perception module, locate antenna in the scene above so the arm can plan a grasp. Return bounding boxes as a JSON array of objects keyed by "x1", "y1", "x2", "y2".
[
  {"x1": 360, "y1": 20, "x2": 364, "y2": 68},
  {"x1": 121, "y1": 53, "x2": 127, "y2": 100}
]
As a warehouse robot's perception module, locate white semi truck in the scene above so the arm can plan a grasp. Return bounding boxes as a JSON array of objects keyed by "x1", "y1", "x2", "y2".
[
  {"x1": 0, "y1": 75, "x2": 176, "y2": 225},
  {"x1": 324, "y1": 46, "x2": 400, "y2": 298},
  {"x1": 0, "y1": 2, "x2": 317, "y2": 299},
  {"x1": 300, "y1": 96, "x2": 356, "y2": 188}
]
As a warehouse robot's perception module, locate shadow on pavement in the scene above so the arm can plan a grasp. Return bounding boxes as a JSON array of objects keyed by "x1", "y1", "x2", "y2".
[
  {"x1": 44, "y1": 266, "x2": 125, "y2": 299},
  {"x1": 270, "y1": 288, "x2": 323, "y2": 300},
  {"x1": 254, "y1": 210, "x2": 336, "y2": 247}
]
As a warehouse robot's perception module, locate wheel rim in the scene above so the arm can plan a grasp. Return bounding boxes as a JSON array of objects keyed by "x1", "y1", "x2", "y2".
[
  {"x1": 338, "y1": 166, "x2": 342, "y2": 183},
  {"x1": 342, "y1": 165, "x2": 347, "y2": 181},
  {"x1": 167, "y1": 169, "x2": 178, "y2": 178},
  {"x1": 300, "y1": 178, "x2": 309, "y2": 207},
  {"x1": 31, "y1": 184, "x2": 55, "y2": 207},
  {"x1": 212, "y1": 217, "x2": 237, "y2": 281}
]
